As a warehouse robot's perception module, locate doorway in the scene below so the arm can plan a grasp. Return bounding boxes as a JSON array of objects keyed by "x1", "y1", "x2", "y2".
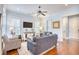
[
  {"x1": 68, "y1": 15, "x2": 79, "y2": 40},
  {"x1": 62, "y1": 14, "x2": 79, "y2": 40}
]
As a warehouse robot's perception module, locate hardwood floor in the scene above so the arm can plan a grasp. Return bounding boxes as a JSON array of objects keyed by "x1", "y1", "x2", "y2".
[
  {"x1": 44, "y1": 47, "x2": 57, "y2": 55},
  {"x1": 57, "y1": 39, "x2": 79, "y2": 55},
  {"x1": 7, "y1": 49, "x2": 19, "y2": 55},
  {"x1": 6, "y1": 39, "x2": 79, "y2": 55},
  {"x1": 7, "y1": 48, "x2": 57, "y2": 55}
]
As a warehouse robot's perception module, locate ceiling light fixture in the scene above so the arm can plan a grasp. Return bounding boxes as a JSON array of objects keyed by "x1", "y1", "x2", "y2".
[
  {"x1": 37, "y1": 5, "x2": 47, "y2": 16},
  {"x1": 65, "y1": 4, "x2": 68, "y2": 6}
]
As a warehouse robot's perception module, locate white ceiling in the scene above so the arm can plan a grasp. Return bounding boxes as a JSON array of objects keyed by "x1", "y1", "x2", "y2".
[{"x1": 5, "y1": 4, "x2": 79, "y2": 15}]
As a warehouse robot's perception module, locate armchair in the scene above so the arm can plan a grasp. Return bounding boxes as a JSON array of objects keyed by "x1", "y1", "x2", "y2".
[{"x1": 2, "y1": 35, "x2": 21, "y2": 54}]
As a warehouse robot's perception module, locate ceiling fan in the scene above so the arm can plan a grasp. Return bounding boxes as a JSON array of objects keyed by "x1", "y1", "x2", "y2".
[
  {"x1": 37, "y1": 6, "x2": 47, "y2": 16},
  {"x1": 33, "y1": 6, "x2": 47, "y2": 16}
]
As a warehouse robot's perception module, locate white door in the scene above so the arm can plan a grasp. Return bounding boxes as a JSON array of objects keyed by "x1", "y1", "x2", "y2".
[{"x1": 69, "y1": 15, "x2": 79, "y2": 40}]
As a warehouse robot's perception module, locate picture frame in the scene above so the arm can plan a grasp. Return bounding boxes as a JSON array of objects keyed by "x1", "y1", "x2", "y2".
[{"x1": 52, "y1": 21, "x2": 60, "y2": 29}]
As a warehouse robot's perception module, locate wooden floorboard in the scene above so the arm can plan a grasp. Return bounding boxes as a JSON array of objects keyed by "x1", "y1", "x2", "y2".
[
  {"x1": 7, "y1": 49, "x2": 19, "y2": 55},
  {"x1": 43, "y1": 47, "x2": 57, "y2": 55}
]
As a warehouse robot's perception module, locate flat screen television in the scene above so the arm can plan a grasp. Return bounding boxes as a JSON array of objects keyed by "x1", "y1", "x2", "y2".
[{"x1": 23, "y1": 22, "x2": 32, "y2": 28}]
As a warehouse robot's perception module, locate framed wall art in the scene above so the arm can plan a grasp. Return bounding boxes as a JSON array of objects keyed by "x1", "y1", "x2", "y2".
[{"x1": 52, "y1": 21, "x2": 60, "y2": 29}]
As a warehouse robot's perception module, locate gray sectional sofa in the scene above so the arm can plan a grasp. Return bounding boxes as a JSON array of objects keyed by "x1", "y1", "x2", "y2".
[{"x1": 27, "y1": 34, "x2": 58, "y2": 55}]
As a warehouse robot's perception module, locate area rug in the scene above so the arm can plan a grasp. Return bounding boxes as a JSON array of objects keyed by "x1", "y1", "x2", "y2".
[{"x1": 17, "y1": 42, "x2": 33, "y2": 55}]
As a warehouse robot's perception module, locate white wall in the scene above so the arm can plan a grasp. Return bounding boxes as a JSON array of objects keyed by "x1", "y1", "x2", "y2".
[
  {"x1": 0, "y1": 5, "x2": 3, "y2": 13},
  {"x1": 47, "y1": 18, "x2": 63, "y2": 41},
  {"x1": 0, "y1": 4, "x2": 3, "y2": 55},
  {"x1": 0, "y1": 16, "x2": 1, "y2": 54}
]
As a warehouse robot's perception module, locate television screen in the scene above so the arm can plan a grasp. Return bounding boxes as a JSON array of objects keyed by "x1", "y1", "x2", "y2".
[{"x1": 23, "y1": 22, "x2": 32, "y2": 28}]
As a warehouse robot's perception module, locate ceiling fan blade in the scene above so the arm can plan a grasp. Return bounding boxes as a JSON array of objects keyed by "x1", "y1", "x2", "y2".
[
  {"x1": 42, "y1": 11, "x2": 47, "y2": 13},
  {"x1": 41, "y1": 12, "x2": 45, "y2": 16}
]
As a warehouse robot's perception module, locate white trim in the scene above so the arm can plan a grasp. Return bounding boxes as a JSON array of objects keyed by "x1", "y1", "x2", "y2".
[
  {"x1": 63, "y1": 37, "x2": 79, "y2": 40},
  {"x1": 39, "y1": 45, "x2": 55, "y2": 55}
]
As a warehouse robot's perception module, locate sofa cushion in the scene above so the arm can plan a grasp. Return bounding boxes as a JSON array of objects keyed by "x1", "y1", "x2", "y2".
[{"x1": 33, "y1": 37, "x2": 37, "y2": 42}]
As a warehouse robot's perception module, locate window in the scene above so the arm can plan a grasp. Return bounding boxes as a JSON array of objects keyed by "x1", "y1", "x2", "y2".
[{"x1": 2, "y1": 18, "x2": 21, "y2": 37}]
